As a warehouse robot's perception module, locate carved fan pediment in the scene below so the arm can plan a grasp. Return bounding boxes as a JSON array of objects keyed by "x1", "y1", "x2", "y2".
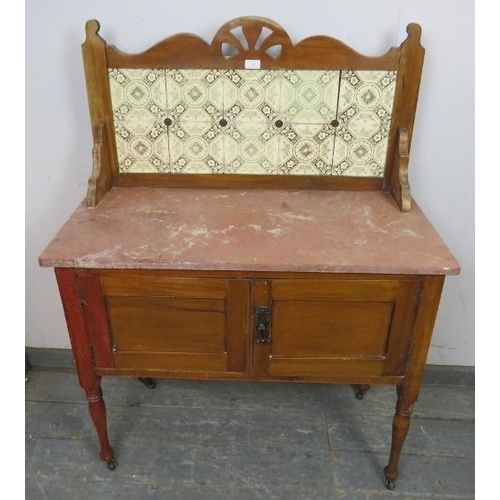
[{"x1": 212, "y1": 17, "x2": 292, "y2": 62}]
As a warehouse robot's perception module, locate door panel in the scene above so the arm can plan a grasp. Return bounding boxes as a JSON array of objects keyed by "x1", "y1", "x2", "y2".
[
  {"x1": 106, "y1": 296, "x2": 226, "y2": 353},
  {"x1": 80, "y1": 272, "x2": 248, "y2": 374},
  {"x1": 261, "y1": 277, "x2": 421, "y2": 378},
  {"x1": 272, "y1": 301, "x2": 393, "y2": 358}
]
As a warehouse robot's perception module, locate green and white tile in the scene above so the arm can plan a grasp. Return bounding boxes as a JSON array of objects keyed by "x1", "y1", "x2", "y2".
[
  {"x1": 165, "y1": 69, "x2": 224, "y2": 123},
  {"x1": 109, "y1": 68, "x2": 169, "y2": 172},
  {"x1": 108, "y1": 67, "x2": 397, "y2": 176},
  {"x1": 279, "y1": 70, "x2": 340, "y2": 124},
  {"x1": 333, "y1": 70, "x2": 397, "y2": 177}
]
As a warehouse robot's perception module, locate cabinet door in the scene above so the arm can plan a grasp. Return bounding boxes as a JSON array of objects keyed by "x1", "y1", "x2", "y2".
[
  {"x1": 79, "y1": 272, "x2": 249, "y2": 374},
  {"x1": 253, "y1": 277, "x2": 422, "y2": 379}
]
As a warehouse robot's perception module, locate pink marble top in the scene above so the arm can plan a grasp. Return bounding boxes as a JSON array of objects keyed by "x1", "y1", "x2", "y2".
[{"x1": 39, "y1": 187, "x2": 459, "y2": 275}]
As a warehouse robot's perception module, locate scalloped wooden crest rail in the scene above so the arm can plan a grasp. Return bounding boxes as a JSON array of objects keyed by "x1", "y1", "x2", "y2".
[{"x1": 82, "y1": 17, "x2": 424, "y2": 211}]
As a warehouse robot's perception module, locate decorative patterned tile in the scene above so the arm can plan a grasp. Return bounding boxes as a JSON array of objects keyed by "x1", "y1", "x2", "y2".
[
  {"x1": 332, "y1": 70, "x2": 397, "y2": 177},
  {"x1": 254, "y1": 70, "x2": 338, "y2": 175},
  {"x1": 273, "y1": 123, "x2": 335, "y2": 175},
  {"x1": 223, "y1": 69, "x2": 281, "y2": 117},
  {"x1": 108, "y1": 68, "x2": 397, "y2": 176},
  {"x1": 222, "y1": 70, "x2": 280, "y2": 173},
  {"x1": 109, "y1": 68, "x2": 169, "y2": 173},
  {"x1": 162, "y1": 69, "x2": 226, "y2": 172},
  {"x1": 279, "y1": 70, "x2": 339, "y2": 124},
  {"x1": 165, "y1": 69, "x2": 224, "y2": 123},
  {"x1": 109, "y1": 68, "x2": 167, "y2": 121}
]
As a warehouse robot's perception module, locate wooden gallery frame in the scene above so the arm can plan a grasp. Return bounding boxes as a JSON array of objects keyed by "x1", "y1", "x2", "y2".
[{"x1": 82, "y1": 16, "x2": 424, "y2": 211}]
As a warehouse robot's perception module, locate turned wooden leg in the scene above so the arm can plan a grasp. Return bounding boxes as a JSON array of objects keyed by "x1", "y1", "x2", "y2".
[
  {"x1": 353, "y1": 384, "x2": 370, "y2": 400},
  {"x1": 85, "y1": 377, "x2": 116, "y2": 470},
  {"x1": 382, "y1": 277, "x2": 445, "y2": 489},
  {"x1": 384, "y1": 386, "x2": 414, "y2": 490},
  {"x1": 55, "y1": 269, "x2": 117, "y2": 470}
]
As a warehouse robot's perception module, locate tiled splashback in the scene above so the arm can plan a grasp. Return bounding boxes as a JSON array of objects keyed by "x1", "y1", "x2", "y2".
[{"x1": 109, "y1": 68, "x2": 397, "y2": 176}]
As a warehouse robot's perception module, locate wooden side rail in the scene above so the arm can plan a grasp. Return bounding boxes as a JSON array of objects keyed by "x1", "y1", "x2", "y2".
[
  {"x1": 82, "y1": 21, "x2": 118, "y2": 207},
  {"x1": 385, "y1": 24, "x2": 425, "y2": 211}
]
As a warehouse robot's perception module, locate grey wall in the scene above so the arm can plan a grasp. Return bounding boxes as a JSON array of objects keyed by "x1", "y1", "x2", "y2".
[{"x1": 26, "y1": 0, "x2": 474, "y2": 365}]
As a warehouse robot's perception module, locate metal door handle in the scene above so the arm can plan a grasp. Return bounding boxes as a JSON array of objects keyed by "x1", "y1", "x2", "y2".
[{"x1": 255, "y1": 306, "x2": 271, "y2": 344}]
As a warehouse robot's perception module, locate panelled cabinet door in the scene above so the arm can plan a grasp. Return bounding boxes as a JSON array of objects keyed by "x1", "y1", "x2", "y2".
[
  {"x1": 78, "y1": 272, "x2": 422, "y2": 379},
  {"x1": 253, "y1": 277, "x2": 422, "y2": 379},
  {"x1": 78, "y1": 272, "x2": 249, "y2": 374}
]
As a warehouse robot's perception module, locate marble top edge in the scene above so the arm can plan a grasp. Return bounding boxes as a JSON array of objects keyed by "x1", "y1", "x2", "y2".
[{"x1": 39, "y1": 187, "x2": 460, "y2": 275}]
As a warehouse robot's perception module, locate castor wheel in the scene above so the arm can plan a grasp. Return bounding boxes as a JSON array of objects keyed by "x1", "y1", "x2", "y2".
[
  {"x1": 353, "y1": 384, "x2": 370, "y2": 400},
  {"x1": 138, "y1": 377, "x2": 157, "y2": 389},
  {"x1": 384, "y1": 477, "x2": 396, "y2": 490},
  {"x1": 106, "y1": 458, "x2": 117, "y2": 471}
]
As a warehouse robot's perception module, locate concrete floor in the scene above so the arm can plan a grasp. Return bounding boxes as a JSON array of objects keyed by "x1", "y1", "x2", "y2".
[{"x1": 25, "y1": 357, "x2": 474, "y2": 499}]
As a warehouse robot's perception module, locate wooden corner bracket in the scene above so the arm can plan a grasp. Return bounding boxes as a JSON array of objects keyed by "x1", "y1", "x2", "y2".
[
  {"x1": 87, "y1": 123, "x2": 115, "y2": 207},
  {"x1": 391, "y1": 128, "x2": 411, "y2": 212}
]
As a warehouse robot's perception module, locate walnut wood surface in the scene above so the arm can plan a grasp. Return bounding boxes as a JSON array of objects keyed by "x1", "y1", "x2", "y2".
[
  {"x1": 54, "y1": 266, "x2": 444, "y2": 482},
  {"x1": 267, "y1": 277, "x2": 421, "y2": 378},
  {"x1": 384, "y1": 275, "x2": 444, "y2": 486},
  {"x1": 84, "y1": 377, "x2": 115, "y2": 465},
  {"x1": 92, "y1": 272, "x2": 249, "y2": 373},
  {"x1": 226, "y1": 280, "x2": 249, "y2": 372},
  {"x1": 78, "y1": 273, "x2": 114, "y2": 368},
  {"x1": 385, "y1": 385, "x2": 413, "y2": 486},
  {"x1": 55, "y1": 269, "x2": 96, "y2": 388},
  {"x1": 51, "y1": 265, "x2": 449, "y2": 485},
  {"x1": 118, "y1": 173, "x2": 383, "y2": 191},
  {"x1": 107, "y1": 296, "x2": 226, "y2": 352},
  {"x1": 95, "y1": 367, "x2": 404, "y2": 385},
  {"x1": 86, "y1": 123, "x2": 115, "y2": 207},
  {"x1": 55, "y1": 269, "x2": 115, "y2": 465},
  {"x1": 388, "y1": 128, "x2": 411, "y2": 212},
  {"x1": 252, "y1": 279, "x2": 272, "y2": 377},
  {"x1": 385, "y1": 24, "x2": 425, "y2": 210},
  {"x1": 401, "y1": 275, "x2": 445, "y2": 398},
  {"x1": 101, "y1": 274, "x2": 227, "y2": 297},
  {"x1": 71, "y1": 270, "x2": 425, "y2": 382},
  {"x1": 106, "y1": 16, "x2": 400, "y2": 70},
  {"x1": 113, "y1": 352, "x2": 228, "y2": 372},
  {"x1": 82, "y1": 20, "x2": 118, "y2": 206},
  {"x1": 271, "y1": 301, "x2": 393, "y2": 357}
]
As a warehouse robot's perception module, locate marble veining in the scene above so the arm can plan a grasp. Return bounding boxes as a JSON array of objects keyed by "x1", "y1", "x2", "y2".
[
  {"x1": 39, "y1": 187, "x2": 459, "y2": 275},
  {"x1": 109, "y1": 69, "x2": 397, "y2": 177}
]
